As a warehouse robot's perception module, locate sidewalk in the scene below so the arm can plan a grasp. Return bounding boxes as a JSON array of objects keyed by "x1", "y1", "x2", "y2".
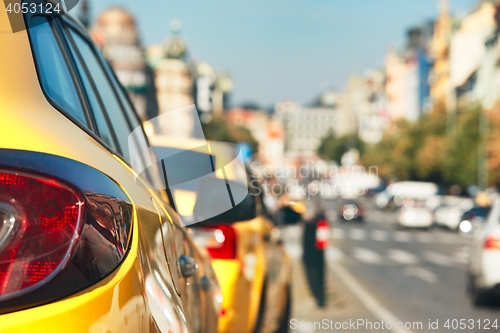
[{"x1": 289, "y1": 258, "x2": 391, "y2": 333}]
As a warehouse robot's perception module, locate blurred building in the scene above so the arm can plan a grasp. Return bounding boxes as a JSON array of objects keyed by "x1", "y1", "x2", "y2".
[
  {"x1": 475, "y1": 3, "x2": 500, "y2": 110},
  {"x1": 150, "y1": 21, "x2": 193, "y2": 114},
  {"x1": 192, "y1": 61, "x2": 215, "y2": 123},
  {"x1": 92, "y1": 7, "x2": 157, "y2": 121},
  {"x1": 192, "y1": 62, "x2": 233, "y2": 123},
  {"x1": 429, "y1": 0, "x2": 452, "y2": 111},
  {"x1": 449, "y1": 1, "x2": 498, "y2": 108},
  {"x1": 275, "y1": 99, "x2": 340, "y2": 159},
  {"x1": 226, "y1": 108, "x2": 284, "y2": 165},
  {"x1": 264, "y1": 120, "x2": 285, "y2": 166},
  {"x1": 147, "y1": 21, "x2": 195, "y2": 136},
  {"x1": 385, "y1": 23, "x2": 433, "y2": 122},
  {"x1": 385, "y1": 48, "x2": 407, "y2": 120},
  {"x1": 345, "y1": 71, "x2": 389, "y2": 144},
  {"x1": 146, "y1": 21, "x2": 233, "y2": 134},
  {"x1": 213, "y1": 73, "x2": 233, "y2": 115}
]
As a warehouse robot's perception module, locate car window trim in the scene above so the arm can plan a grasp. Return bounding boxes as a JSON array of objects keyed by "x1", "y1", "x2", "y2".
[
  {"x1": 62, "y1": 24, "x2": 124, "y2": 156},
  {"x1": 24, "y1": 9, "x2": 126, "y2": 159},
  {"x1": 100, "y1": 52, "x2": 162, "y2": 187},
  {"x1": 63, "y1": 19, "x2": 150, "y2": 167},
  {"x1": 61, "y1": 17, "x2": 149, "y2": 154},
  {"x1": 60, "y1": 14, "x2": 178, "y2": 209},
  {"x1": 61, "y1": 15, "x2": 177, "y2": 205},
  {"x1": 24, "y1": 10, "x2": 95, "y2": 132}
]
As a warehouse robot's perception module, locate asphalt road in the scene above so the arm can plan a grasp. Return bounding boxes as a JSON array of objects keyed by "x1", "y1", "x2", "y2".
[{"x1": 282, "y1": 198, "x2": 500, "y2": 333}]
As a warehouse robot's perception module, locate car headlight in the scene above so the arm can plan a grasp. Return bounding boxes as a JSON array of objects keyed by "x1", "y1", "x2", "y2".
[{"x1": 459, "y1": 220, "x2": 472, "y2": 233}]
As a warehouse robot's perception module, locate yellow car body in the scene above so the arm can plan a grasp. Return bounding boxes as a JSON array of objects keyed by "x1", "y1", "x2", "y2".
[
  {"x1": 149, "y1": 136, "x2": 292, "y2": 333},
  {"x1": 0, "y1": 5, "x2": 219, "y2": 333}
]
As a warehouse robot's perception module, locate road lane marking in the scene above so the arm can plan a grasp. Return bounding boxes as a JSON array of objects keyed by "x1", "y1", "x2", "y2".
[
  {"x1": 422, "y1": 251, "x2": 454, "y2": 267},
  {"x1": 366, "y1": 211, "x2": 383, "y2": 223},
  {"x1": 281, "y1": 225, "x2": 302, "y2": 241},
  {"x1": 328, "y1": 260, "x2": 414, "y2": 333},
  {"x1": 415, "y1": 232, "x2": 433, "y2": 243},
  {"x1": 284, "y1": 243, "x2": 303, "y2": 260},
  {"x1": 352, "y1": 247, "x2": 384, "y2": 264},
  {"x1": 325, "y1": 246, "x2": 344, "y2": 261},
  {"x1": 453, "y1": 256, "x2": 469, "y2": 265},
  {"x1": 393, "y1": 231, "x2": 412, "y2": 242},
  {"x1": 331, "y1": 228, "x2": 345, "y2": 240},
  {"x1": 325, "y1": 209, "x2": 337, "y2": 222},
  {"x1": 438, "y1": 233, "x2": 460, "y2": 244},
  {"x1": 387, "y1": 249, "x2": 419, "y2": 265},
  {"x1": 349, "y1": 228, "x2": 366, "y2": 240},
  {"x1": 453, "y1": 248, "x2": 470, "y2": 265},
  {"x1": 371, "y1": 229, "x2": 388, "y2": 241},
  {"x1": 404, "y1": 266, "x2": 438, "y2": 284}
]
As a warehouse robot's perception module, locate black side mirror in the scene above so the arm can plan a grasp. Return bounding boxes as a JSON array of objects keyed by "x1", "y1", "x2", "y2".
[
  {"x1": 193, "y1": 177, "x2": 257, "y2": 225},
  {"x1": 279, "y1": 205, "x2": 302, "y2": 225}
]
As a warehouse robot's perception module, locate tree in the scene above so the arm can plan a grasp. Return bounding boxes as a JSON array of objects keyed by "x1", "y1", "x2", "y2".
[
  {"x1": 442, "y1": 108, "x2": 481, "y2": 187},
  {"x1": 317, "y1": 132, "x2": 365, "y2": 164},
  {"x1": 361, "y1": 105, "x2": 489, "y2": 187},
  {"x1": 415, "y1": 135, "x2": 447, "y2": 182},
  {"x1": 201, "y1": 115, "x2": 259, "y2": 154}
]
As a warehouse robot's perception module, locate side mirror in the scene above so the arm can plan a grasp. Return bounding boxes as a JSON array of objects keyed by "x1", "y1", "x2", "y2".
[
  {"x1": 193, "y1": 177, "x2": 257, "y2": 225},
  {"x1": 280, "y1": 205, "x2": 303, "y2": 225}
]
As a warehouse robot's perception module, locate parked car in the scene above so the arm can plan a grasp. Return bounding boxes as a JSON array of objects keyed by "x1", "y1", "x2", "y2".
[
  {"x1": 149, "y1": 136, "x2": 293, "y2": 333},
  {"x1": 338, "y1": 199, "x2": 365, "y2": 222},
  {"x1": 396, "y1": 199, "x2": 433, "y2": 229},
  {"x1": 458, "y1": 206, "x2": 491, "y2": 236},
  {"x1": 364, "y1": 184, "x2": 386, "y2": 198},
  {"x1": 467, "y1": 197, "x2": 500, "y2": 306},
  {"x1": 0, "y1": 7, "x2": 220, "y2": 332},
  {"x1": 434, "y1": 197, "x2": 474, "y2": 230},
  {"x1": 374, "y1": 189, "x2": 394, "y2": 210},
  {"x1": 374, "y1": 181, "x2": 440, "y2": 211}
]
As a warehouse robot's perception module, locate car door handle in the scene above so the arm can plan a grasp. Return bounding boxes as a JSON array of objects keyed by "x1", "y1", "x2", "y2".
[
  {"x1": 179, "y1": 255, "x2": 198, "y2": 277},
  {"x1": 201, "y1": 275, "x2": 211, "y2": 291}
]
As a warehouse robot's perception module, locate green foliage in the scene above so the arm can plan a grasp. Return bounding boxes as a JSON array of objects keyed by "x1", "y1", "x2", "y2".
[
  {"x1": 442, "y1": 108, "x2": 481, "y2": 187},
  {"x1": 202, "y1": 116, "x2": 259, "y2": 154},
  {"x1": 362, "y1": 106, "x2": 487, "y2": 187},
  {"x1": 317, "y1": 131, "x2": 365, "y2": 163}
]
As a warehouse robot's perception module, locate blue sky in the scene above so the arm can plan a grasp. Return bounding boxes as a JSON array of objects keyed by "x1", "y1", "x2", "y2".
[{"x1": 76, "y1": 0, "x2": 476, "y2": 107}]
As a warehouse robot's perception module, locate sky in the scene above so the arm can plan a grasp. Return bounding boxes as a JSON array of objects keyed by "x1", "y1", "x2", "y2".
[{"x1": 75, "y1": 0, "x2": 476, "y2": 107}]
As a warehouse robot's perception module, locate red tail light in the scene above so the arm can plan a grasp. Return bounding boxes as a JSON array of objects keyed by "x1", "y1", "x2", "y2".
[
  {"x1": 0, "y1": 171, "x2": 85, "y2": 300},
  {"x1": 485, "y1": 235, "x2": 500, "y2": 250},
  {"x1": 191, "y1": 225, "x2": 237, "y2": 259},
  {"x1": 316, "y1": 220, "x2": 330, "y2": 250}
]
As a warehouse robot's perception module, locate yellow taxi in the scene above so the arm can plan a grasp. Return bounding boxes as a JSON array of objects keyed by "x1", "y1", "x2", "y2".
[
  {"x1": 149, "y1": 136, "x2": 293, "y2": 333},
  {"x1": 0, "y1": 3, "x2": 220, "y2": 332}
]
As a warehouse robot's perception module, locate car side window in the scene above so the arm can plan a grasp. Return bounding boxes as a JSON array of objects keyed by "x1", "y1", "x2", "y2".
[
  {"x1": 27, "y1": 15, "x2": 88, "y2": 128},
  {"x1": 67, "y1": 28, "x2": 133, "y2": 162},
  {"x1": 96, "y1": 45, "x2": 171, "y2": 192},
  {"x1": 101, "y1": 56, "x2": 162, "y2": 186},
  {"x1": 64, "y1": 32, "x2": 119, "y2": 151}
]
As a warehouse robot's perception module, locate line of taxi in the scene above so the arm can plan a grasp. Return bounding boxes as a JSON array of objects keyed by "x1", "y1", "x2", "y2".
[{"x1": 0, "y1": 1, "x2": 293, "y2": 332}]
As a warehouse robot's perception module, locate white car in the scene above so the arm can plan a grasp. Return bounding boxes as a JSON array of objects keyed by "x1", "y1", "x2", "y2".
[
  {"x1": 397, "y1": 204, "x2": 433, "y2": 229},
  {"x1": 468, "y1": 197, "x2": 500, "y2": 306},
  {"x1": 434, "y1": 197, "x2": 474, "y2": 230}
]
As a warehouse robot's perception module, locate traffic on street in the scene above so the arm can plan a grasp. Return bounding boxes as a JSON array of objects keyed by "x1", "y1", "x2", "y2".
[{"x1": 283, "y1": 195, "x2": 500, "y2": 332}]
